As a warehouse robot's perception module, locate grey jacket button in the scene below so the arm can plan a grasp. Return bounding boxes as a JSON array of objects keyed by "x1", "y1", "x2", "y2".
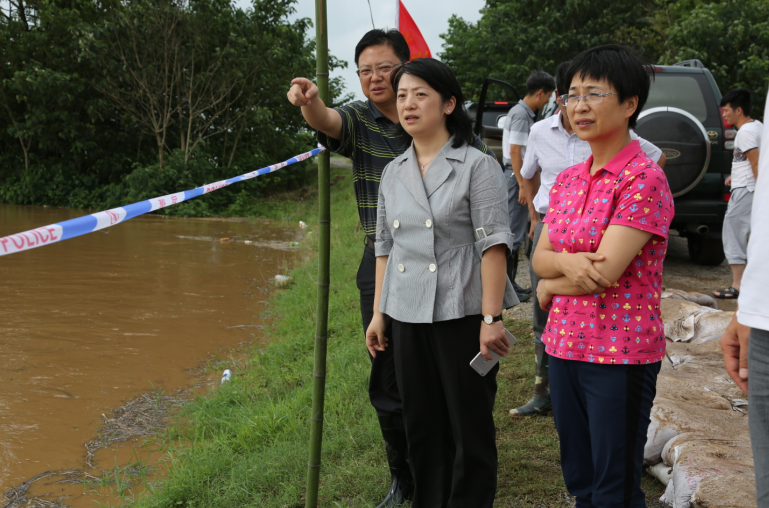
[
  {"x1": 393, "y1": 220, "x2": 400, "y2": 229},
  {"x1": 425, "y1": 219, "x2": 432, "y2": 228},
  {"x1": 398, "y1": 264, "x2": 405, "y2": 272},
  {"x1": 428, "y1": 263, "x2": 436, "y2": 272}
]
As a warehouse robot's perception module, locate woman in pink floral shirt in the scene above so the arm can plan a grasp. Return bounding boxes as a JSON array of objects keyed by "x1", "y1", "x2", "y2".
[{"x1": 532, "y1": 45, "x2": 674, "y2": 506}]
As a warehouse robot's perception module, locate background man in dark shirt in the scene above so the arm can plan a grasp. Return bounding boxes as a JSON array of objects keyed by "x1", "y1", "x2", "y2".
[{"x1": 287, "y1": 29, "x2": 494, "y2": 507}]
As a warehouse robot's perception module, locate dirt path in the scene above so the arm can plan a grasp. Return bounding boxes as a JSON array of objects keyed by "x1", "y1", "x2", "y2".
[{"x1": 662, "y1": 233, "x2": 737, "y2": 311}]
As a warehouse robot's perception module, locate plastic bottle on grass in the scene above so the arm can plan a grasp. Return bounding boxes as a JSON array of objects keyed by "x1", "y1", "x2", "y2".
[{"x1": 274, "y1": 274, "x2": 291, "y2": 288}]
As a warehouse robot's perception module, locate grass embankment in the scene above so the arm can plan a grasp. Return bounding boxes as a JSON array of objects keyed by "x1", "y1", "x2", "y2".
[{"x1": 134, "y1": 158, "x2": 661, "y2": 506}]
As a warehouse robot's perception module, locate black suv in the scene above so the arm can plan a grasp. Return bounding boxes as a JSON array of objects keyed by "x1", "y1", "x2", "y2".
[
  {"x1": 635, "y1": 60, "x2": 733, "y2": 265},
  {"x1": 467, "y1": 78, "x2": 522, "y2": 166},
  {"x1": 472, "y1": 62, "x2": 733, "y2": 265}
]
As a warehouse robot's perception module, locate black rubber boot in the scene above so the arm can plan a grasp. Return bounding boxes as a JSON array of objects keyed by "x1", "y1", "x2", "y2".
[
  {"x1": 375, "y1": 414, "x2": 414, "y2": 508},
  {"x1": 507, "y1": 250, "x2": 531, "y2": 302},
  {"x1": 509, "y1": 340, "x2": 551, "y2": 417}
]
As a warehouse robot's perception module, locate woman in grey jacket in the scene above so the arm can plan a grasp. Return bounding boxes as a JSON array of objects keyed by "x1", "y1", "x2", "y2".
[{"x1": 365, "y1": 58, "x2": 518, "y2": 507}]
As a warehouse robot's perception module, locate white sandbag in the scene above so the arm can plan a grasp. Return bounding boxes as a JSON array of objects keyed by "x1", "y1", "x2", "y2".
[
  {"x1": 661, "y1": 289, "x2": 719, "y2": 309},
  {"x1": 645, "y1": 411, "x2": 679, "y2": 465},
  {"x1": 661, "y1": 299, "x2": 722, "y2": 342},
  {"x1": 648, "y1": 461, "x2": 673, "y2": 486},
  {"x1": 663, "y1": 341, "x2": 747, "y2": 408},
  {"x1": 660, "y1": 433, "x2": 755, "y2": 508},
  {"x1": 688, "y1": 311, "x2": 734, "y2": 344},
  {"x1": 645, "y1": 340, "x2": 747, "y2": 467},
  {"x1": 666, "y1": 352, "x2": 693, "y2": 367},
  {"x1": 692, "y1": 474, "x2": 757, "y2": 507},
  {"x1": 645, "y1": 301, "x2": 755, "y2": 508}
]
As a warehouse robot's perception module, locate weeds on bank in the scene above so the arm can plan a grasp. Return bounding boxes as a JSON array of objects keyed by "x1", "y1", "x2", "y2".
[{"x1": 85, "y1": 455, "x2": 155, "y2": 506}]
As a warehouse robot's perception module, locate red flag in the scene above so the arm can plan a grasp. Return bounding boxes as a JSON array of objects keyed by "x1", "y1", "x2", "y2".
[{"x1": 396, "y1": 1, "x2": 432, "y2": 60}]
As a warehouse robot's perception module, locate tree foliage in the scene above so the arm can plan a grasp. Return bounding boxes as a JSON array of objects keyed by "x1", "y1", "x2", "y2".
[
  {"x1": 0, "y1": 0, "x2": 346, "y2": 214},
  {"x1": 659, "y1": 0, "x2": 769, "y2": 108},
  {"x1": 441, "y1": 0, "x2": 769, "y2": 117}
]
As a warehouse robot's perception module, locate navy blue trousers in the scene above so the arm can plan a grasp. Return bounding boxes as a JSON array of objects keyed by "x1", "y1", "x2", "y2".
[{"x1": 549, "y1": 356, "x2": 660, "y2": 508}]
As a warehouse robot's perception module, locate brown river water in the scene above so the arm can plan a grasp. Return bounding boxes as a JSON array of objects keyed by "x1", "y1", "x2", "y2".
[{"x1": 0, "y1": 203, "x2": 303, "y2": 504}]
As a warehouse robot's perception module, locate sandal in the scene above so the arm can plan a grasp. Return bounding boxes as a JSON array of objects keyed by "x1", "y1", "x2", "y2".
[{"x1": 713, "y1": 286, "x2": 740, "y2": 299}]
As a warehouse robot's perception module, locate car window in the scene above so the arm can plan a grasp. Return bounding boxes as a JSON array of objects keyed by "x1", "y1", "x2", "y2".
[
  {"x1": 483, "y1": 111, "x2": 504, "y2": 127},
  {"x1": 644, "y1": 74, "x2": 717, "y2": 125}
]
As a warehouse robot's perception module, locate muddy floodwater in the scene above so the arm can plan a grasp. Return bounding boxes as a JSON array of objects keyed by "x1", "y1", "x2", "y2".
[{"x1": 0, "y1": 204, "x2": 303, "y2": 502}]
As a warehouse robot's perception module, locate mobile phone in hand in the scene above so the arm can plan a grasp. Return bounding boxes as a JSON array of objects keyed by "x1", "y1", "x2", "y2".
[
  {"x1": 504, "y1": 329, "x2": 517, "y2": 347},
  {"x1": 469, "y1": 330, "x2": 517, "y2": 377},
  {"x1": 470, "y1": 350, "x2": 501, "y2": 376}
]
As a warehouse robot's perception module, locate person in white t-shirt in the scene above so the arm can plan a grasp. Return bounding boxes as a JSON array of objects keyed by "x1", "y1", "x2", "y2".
[
  {"x1": 713, "y1": 88, "x2": 763, "y2": 299},
  {"x1": 720, "y1": 87, "x2": 769, "y2": 507}
]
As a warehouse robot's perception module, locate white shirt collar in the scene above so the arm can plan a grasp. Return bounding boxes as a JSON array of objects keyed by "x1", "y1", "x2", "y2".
[{"x1": 550, "y1": 110, "x2": 574, "y2": 137}]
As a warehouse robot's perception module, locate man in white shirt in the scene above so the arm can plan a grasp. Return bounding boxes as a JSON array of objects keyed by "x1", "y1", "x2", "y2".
[
  {"x1": 720, "y1": 87, "x2": 769, "y2": 508},
  {"x1": 713, "y1": 88, "x2": 763, "y2": 300},
  {"x1": 501, "y1": 71, "x2": 555, "y2": 302},
  {"x1": 509, "y1": 61, "x2": 665, "y2": 417}
]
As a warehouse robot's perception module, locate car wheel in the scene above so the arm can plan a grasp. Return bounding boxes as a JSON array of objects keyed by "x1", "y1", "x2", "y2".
[
  {"x1": 687, "y1": 236, "x2": 725, "y2": 266},
  {"x1": 636, "y1": 107, "x2": 711, "y2": 197}
]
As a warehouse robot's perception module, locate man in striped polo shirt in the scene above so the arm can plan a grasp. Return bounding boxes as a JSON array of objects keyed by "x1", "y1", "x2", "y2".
[{"x1": 287, "y1": 29, "x2": 494, "y2": 507}]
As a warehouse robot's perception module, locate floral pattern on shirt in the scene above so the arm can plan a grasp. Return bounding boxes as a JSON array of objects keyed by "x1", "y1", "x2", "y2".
[{"x1": 541, "y1": 141, "x2": 675, "y2": 365}]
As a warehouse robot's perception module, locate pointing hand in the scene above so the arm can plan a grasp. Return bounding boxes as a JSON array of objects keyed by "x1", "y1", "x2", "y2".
[{"x1": 287, "y1": 77, "x2": 318, "y2": 107}]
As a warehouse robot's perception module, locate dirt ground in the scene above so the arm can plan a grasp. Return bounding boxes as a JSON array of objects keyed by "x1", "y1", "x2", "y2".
[
  {"x1": 661, "y1": 233, "x2": 738, "y2": 312},
  {"x1": 507, "y1": 232, "x2": 737, "y2": 507}
]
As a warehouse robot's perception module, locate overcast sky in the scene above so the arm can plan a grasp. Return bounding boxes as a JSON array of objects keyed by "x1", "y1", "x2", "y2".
[{"x1": 233, "y1": 0, "x2": 487, "y2": 101}]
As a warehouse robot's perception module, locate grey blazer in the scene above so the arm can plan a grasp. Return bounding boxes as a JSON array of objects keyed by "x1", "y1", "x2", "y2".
[{"x1": 375, "y1": 138, "x2": 519, "y2": 323}]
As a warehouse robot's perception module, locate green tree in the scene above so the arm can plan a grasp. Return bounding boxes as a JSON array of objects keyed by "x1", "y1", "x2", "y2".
[
  {"x1": 440, "y1": 0, "x2": 769, "y2": 116},
  {"x1": 0, "y1": 0, "x2": 348, "y2": 212},
  {"x1": 83, "y1": 0, "x2": 284, "y2": 169},
  {"x1": 0, "y1": 0, "x2": 148, "y2": 204},
  {"x1": 660, "y1": 0, "x2": 769, "y2": 117},
  {"x1": 440, "y1": 0, "x2": 665, "y2": 102}
]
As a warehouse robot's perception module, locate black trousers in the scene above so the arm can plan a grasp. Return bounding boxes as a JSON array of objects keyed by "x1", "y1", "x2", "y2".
[
  {"x1": 549, "y1": 356, "x2": 660, "y2": 508},
  {"x1": 357, "y1": 244, "x2": 402, "y2": 416},
  {"x1": 393, "y1": 316, "x2": 498, "y2": 508}
]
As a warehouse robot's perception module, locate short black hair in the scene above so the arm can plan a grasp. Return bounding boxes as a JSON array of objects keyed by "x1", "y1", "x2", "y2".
[
  {"x1": 525, "y1": 70, "x2": 556, "y2": 96},
  {"x1": 555, "y1": 60, "x2": 572, "y2": 97},
  {"x1": 354, "y1": 29, "x2": 410, "y2": 67},
  {"x1": 721, "y1": 87, "x2": 752, "y2": 117},
  {"x1": 391, "y1": 58, "x2": 473, "y2": 149},
  {"x1": 564, "y1": 44, "x2": 654, "y2": 129}
]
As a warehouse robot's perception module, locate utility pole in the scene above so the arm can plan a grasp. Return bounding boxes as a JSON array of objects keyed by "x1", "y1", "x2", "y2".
[{"x1": 305, "y1": 0, "x2": 330, "y2": 505}]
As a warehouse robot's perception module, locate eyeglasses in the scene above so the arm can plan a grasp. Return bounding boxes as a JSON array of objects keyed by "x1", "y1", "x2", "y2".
[
  {"x1": 557, "y1": 92, "x2": 618, "y2": 106},
  {"x1": 356, "y1": 60, "x2": 408, "y2": 78}
]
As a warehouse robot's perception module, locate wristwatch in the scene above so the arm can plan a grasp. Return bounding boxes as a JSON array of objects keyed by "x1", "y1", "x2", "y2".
[{"x1": 483, "y1": 314, "x2": 503, "y2": 325}]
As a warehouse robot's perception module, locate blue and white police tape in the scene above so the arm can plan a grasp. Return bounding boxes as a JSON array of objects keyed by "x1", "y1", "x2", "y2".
[{"x1": 0, "y1": 147, "x2": 325, "y2": 257}]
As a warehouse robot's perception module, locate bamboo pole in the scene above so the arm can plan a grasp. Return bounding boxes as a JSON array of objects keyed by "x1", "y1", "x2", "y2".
[{"x1": 305, "y1": 0, "x2": 330, "y2": 505}]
